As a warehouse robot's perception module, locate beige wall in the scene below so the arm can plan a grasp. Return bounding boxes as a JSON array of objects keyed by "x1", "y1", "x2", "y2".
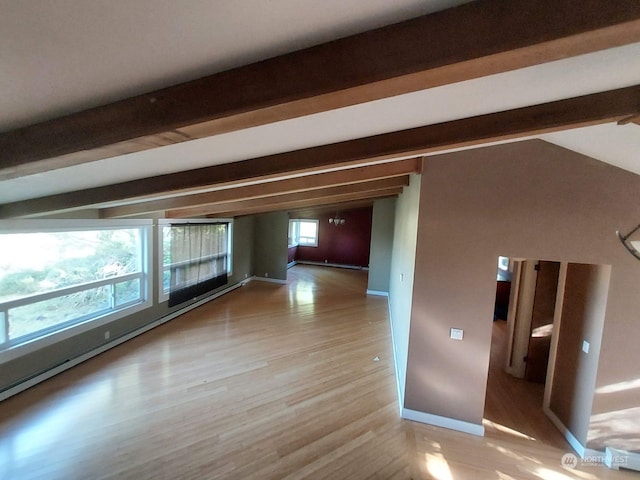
[
  {"x1": 550, "y1": 263, "x2": 610, "y2": 445},
  {"x1": 368, "y1": 198, "x2": 396, "y2": 293},
  {"x1": 389, "y1": 174, "x2": 421, "y2": 405},
  {"x1": 253, "y1": 211, "x2": 289, "y2": 281},
  {"x1": 405, "y1": 140, "x2": 640, "y2": 448}
]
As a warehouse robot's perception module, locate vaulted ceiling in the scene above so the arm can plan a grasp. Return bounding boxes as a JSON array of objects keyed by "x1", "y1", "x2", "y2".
[{"x1": 1, "y1": 0, "x2": 639, "y2": 219}]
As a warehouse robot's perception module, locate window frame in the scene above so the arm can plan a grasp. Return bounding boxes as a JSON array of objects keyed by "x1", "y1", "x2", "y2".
[
  {"x1": 0, "y1": 219, "x2": 153, "y2": 363},
  {"x1": 291, "y1": 219, "x2": 319, "y2": 247},
  {"x1": 297, "y1": 218, "x2": 320, "y2": 247},
  {"x1": 157, "y1": 218, "x2": 233, "y2": 303},
  {"x1": 288, "y1": 219, "x2": 299, "y2": 247}
]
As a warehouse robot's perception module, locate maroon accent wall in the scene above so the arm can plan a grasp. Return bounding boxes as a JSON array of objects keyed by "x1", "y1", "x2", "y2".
[
  {"x1": 294, "y1": 207, "x2": 372, "y2": 267},
  {"x1": 287, "y1": 246, "x2": 297, "y2": 263}
]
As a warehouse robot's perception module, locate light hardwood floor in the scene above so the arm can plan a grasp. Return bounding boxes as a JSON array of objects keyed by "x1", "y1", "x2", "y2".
[
  {"x1": 0, "y1": 265, "x2": 635, "y2": 479},
  {"x1": 484, "y1": 320, "x2": 569, "y2": 450}
]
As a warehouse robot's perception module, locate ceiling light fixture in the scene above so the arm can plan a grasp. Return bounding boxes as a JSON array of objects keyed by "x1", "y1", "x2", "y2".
[{"x1": 328, "y1": 213, "x2": 345, "y2": 226}]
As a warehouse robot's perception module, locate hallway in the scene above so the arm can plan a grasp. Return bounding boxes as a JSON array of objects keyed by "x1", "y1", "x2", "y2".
[{"x1": 484, "y1": 319, "x2": 568, "y2": 449}]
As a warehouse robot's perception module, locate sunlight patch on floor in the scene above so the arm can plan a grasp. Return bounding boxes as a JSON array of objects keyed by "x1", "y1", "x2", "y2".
[
  {"x1": 533, "y1": 468, "x2": 577, "y2": 480},
  {"x1": 532, "y1": 323, "x2": 554, "y2": 338},
  {"x1": 425, "y1": 452, "x2": 454, "y2": 480},
  {"x1": 484, "y1": 419, "x2": 537, "y2": 441},
  {"x1": 496, "y1": 472, "x2": 518, "y2": 479},
  {"x1": 595, "y1": 378, "x2": 640, "y2": 394},
  {"x1": 529, "y1": 466, "x2": 602, "y2": 480}
]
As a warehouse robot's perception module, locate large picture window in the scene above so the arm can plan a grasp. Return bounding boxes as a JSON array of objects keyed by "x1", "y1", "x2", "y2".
[
  {"x1": 160, "y1": 221, "x2": 232, "y2": 306},
  {"x1": 0, "y1": 222, "x2": 151, "y2": 353}
]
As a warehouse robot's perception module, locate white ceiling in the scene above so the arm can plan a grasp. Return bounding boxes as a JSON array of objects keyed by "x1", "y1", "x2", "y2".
[
  {"x1": 0, "y1": 0, "x2": 471, "y2": 130},
  {"x1": 0, "y1": 0, "x2": 639, "y2": 207}
]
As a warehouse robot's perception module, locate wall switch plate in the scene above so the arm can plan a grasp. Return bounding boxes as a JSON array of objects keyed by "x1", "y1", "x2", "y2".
[
  {"x1": 582, "y1": 340, "x2": 590, "y2": 354},
  {"x1": 450, "y1": 328, "x2": 464, "y2": 341}
]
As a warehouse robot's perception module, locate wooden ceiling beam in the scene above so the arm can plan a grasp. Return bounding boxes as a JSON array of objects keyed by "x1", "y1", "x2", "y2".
[
  {"x1": 165, "y1": 177, "x2": 408, "y2": 218},
  {"x1": 2, "y1": 0, "x2": 639, "y2": 179},
  {"x1": 617, "y1": 113, "x2": 640, "y2": 125},
  {"x1": 100, "y1": 158, "x2": 420, "y2": 218},
  {"x1": 1, "y1": 85, "x2": 638, "y2": 219},
  {"x1": 204, "y1": 192, "x2": 401, "y2": 219},
  {"x1": 287, "y1": 199, "x2": 379, "y2": 219}
]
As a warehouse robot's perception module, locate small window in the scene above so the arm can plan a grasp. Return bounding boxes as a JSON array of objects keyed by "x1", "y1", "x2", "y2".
[
  {"x1": 289, "y1": 219, "x2": 319, "y2": 247},
  {"x1": 288, "y1": 220, "x2": 299, "y2": 247}
]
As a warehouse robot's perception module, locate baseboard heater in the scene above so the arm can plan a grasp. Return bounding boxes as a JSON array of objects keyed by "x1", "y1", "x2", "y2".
[
  {"x1": 0, "y1": 281, "x2": 245, "y2": 403},
  {"x1": 606, "y1": 447, "x2": 640, "y2": 472},
  {"x1": 295, "y1": 260, "x2": 366, "y2": 270}
]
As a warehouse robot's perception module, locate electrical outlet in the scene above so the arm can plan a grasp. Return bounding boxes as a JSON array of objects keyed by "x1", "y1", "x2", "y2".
[
  {"x1": 104, "y1": 331, "x2": 110, "y2": 340},
  {"x1": 265, "y1": 272, "x2": 269, "y2": 277},
  {"x1": 582, "y1": 340, "x2": 590, "y2": 354}
]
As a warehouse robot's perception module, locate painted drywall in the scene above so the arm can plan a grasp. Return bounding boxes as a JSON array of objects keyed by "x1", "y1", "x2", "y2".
[
  {"x1": 405, "y1": 140, "x2": 640, "y2": 448},
  {"x1": 550, "y1": 263, "x2": 610, "y2": 445},
  {"x1": 294, "y1": 207, "x2": 372, "y2": 267},
  {"x1": 0, "y1": 215, "x2": 256, "y2": 392},
  {"x1": 287, "y1": 246, "x2": 297, "y2": 264},
  {"x1": 253, "y1": 212, "x2": 288, "y2": 281},
  {"x1": 368, "y1": 198, "x2": 396, "y2": 293},
  {"x1": 388, "y1": 174, "x2": 421, "y2": 406},
  {"x1": 231, "y1": 215, "x2": 255, "y2": 282}
]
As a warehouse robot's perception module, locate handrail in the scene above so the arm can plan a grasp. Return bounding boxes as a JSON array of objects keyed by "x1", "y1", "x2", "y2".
[{"x1": 0, "y1": 272, "x2": 142, "y2": 311}]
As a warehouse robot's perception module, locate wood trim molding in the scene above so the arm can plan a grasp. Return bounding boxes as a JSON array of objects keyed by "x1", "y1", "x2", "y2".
[
  {"x1": 1, "y1": 85, "x2": 637, "y2": 219},
  {"x1": 100, "y1": 159, "x2": 419, "y2": 218},
  {"x1": 1, "y1": 0, "x2": 639, "y2": 179}
]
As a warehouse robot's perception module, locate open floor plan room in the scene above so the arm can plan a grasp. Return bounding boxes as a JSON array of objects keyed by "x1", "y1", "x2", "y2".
[{"x1": 0, "y1": 266, "x2": 636, "y2": 479}]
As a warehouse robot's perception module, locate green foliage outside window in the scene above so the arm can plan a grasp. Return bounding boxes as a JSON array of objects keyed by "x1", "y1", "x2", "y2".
[{"x1": 0, "y1": 228, "x2": 143, "y2": 341}]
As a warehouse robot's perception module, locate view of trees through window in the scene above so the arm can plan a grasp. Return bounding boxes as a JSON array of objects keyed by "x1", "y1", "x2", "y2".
[{"x1": 0, "y1": 228, "x2": 144, "y2": 343}]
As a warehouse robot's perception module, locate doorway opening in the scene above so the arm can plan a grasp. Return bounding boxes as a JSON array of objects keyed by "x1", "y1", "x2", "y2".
[{"x1": 484, "y1": 258, "x2": 611, "y2": 451}]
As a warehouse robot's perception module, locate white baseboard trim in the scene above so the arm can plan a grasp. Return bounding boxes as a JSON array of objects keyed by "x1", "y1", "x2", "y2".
[
  {"x1": 605, "y1": 447, "x2": 640, "y2": 471},
  {"x1": 544, "y1": 406, "x2": 584, "y2": 456},
  {"x1": 0, "y1": 281, "x2": 244, "y2": 402},
  {"x1": 402, "y1": 408, "x2": 485, "y2": 436},
  {"x1": 252, "y1": 276, "x2": 287, "y2": 285},
  {"x1": 543, "y1": 406, "x2": 604, "y2": 459},
  {"x1": 287, "y1": 261, "x2": 297, "y2": 269},
  {"x1": 295, "y1": 260, "x2": 365, "y2": 270},
  {"x1": 584, "y1": 447, "x2": 605, "y2": 459},
  {"x1": 386, "y1": 299, "x2": 404, "y2": 415},
  {"x1": 366, "y1": 289, "x2": 389, "y2": 297}
]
